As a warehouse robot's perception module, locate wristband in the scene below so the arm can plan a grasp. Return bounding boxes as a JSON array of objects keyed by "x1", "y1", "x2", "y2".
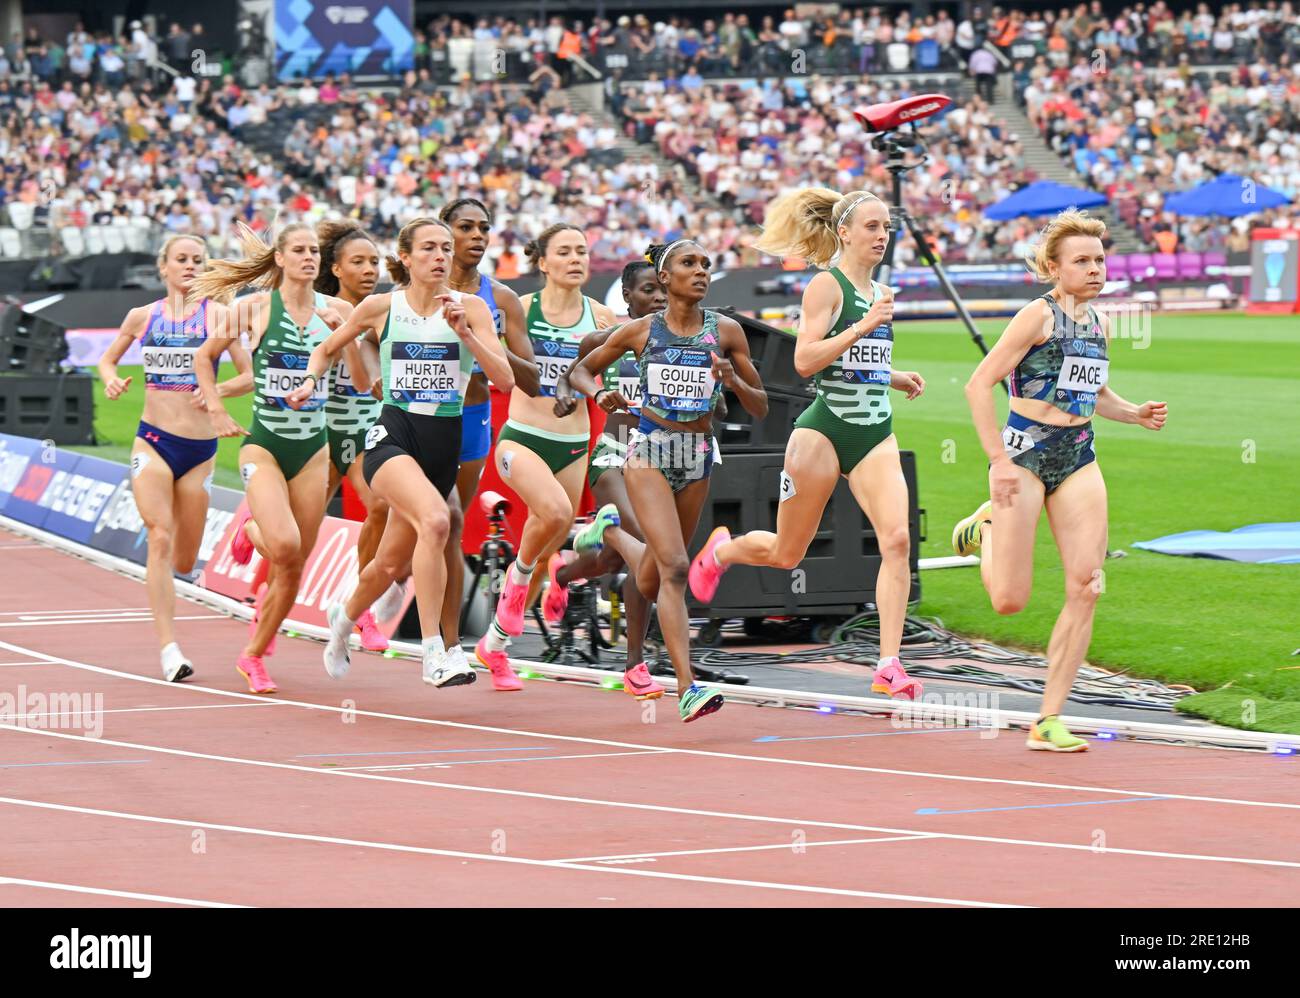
[
  {"x1": 302, "y1": 372, "x2": 318, "y2": 388},
  {"x1": 593, "y1": 388, "x2": 610, "y2": 404}
]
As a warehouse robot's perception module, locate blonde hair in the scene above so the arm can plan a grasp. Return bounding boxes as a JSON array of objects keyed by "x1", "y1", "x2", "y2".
[
  {"x1": 189, "y1": 222, "x2": 314, "y2": 303},
  {"x1": 385, "y1": 216, "x2": 449, "y2": 286},
  {"x1": 754, "y1": 187, "x2": 882, "y2": 269},
  {"x1": 1025, "y1": 210, "x2": 1107, "y2": 283},
  {"x1": 156, "y1": 234, "x2": 207, "y2": 274}
]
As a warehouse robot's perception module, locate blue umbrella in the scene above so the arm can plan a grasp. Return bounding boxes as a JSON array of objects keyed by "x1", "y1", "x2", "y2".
[
  {"x1": 1163, "y1": 173, "x2": 1292, "y2": 218},
  {"x1": 984, "y1": 181, "x2": 1108, "y2": 220}
]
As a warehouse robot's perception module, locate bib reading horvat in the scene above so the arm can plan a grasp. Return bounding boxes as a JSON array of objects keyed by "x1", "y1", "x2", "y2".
[{"x1": 251, "y1": 290, "x2": 333, "y2": 440}]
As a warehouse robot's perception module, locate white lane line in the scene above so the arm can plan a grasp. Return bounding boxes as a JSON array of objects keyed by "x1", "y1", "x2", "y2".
[
  {"x1": 336, "y1": 749, "x2": 666, "y2": 772},
  {"x1": 0, "y1": 616, "x2": 218, "y2": 629},
  {"x1": 557, "y1": 834, "x2": 938, "y2": 865},
  {"x1": 0, "y1": 876, "x2": 246, "y2": 908},
  {"x1": 5, "y1": 724, "x2": 1300, "y2": 872},
  {"x1": 0, "y1": 608, "x2": 154, "y2": 616},
  {"x1": 4, "y1": 637, "x2": 1297, "y2": 813},
  {"x1": 15, "y1": 702, "x2": 289, "y2": 722},
  {"x1": 0, "y1": 794, "x2": 1018, "y2": 908},
  {"x1": 0, "y1": 661, "x2": 44, "y2": 667}
]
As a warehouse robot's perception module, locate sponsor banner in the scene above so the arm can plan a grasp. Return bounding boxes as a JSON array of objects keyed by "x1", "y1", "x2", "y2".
[
  {"x1": 88, "y1": 475, "x2": 243, "y2": 579},
  {"x1": 3, "y1": 442, "x2": 79, "y2": 530},
  {"x1": 276, "y1": 0, "x2": 414, "y2": 81},
  {"x1": 205, "y1": 504, "x2": 413, "y2": 633},
  {"x1": 38, "y1": 453, "x2": 127, "y2": 544},
  {"x1": 0, "y1": 434, "x2": 42, "y2": 514},
  {"x1": 64, "y1": 329, "x2": 141, "y2": 369}
]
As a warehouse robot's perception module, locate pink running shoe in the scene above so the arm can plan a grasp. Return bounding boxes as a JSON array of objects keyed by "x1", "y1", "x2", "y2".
[
  {"x1": 495, "y1": 568, "x2": 529, "y2": 637},
  {"x1": 688, "y1": 526, "x2": 732, "y2": 602},
  {"x1": 871, "y1": 657, "x2": 923, "y2": 701},
  {"x1": 623, "y1": 662, "x2": 665, "y2": 701},
  {"x1": 475, "y1": 635, "x2": 523, "y2": 692},
  {"x1": 543, "y1": 552, "x2": 570, "y2": 624},
  {"x1": 230, "y1": 512, "x2": 254, "y2": 565},
  {"x1": 355, "y1": 609, "x2": 389, "y2": 652},
  {"x1": 236, "y1": 653, "x2": 277, "y2": 694}
]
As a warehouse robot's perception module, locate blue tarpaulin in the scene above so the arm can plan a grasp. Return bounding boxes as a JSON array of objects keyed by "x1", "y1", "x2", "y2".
[
  {"x1": 1163, "y1": 173, "x2": 1292, "y2": 218},
  {"x1": 1133, "y1": 523, "x2": 1300, "y2": 564},
  {"x1": 984, "y1": 181, "x2": 1108, "y2": 220}
]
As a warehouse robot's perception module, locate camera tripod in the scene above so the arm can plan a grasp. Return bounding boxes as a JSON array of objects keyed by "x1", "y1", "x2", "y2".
[{"x1": 872, "y1": 129, "x2": 1007, "y2": 391}]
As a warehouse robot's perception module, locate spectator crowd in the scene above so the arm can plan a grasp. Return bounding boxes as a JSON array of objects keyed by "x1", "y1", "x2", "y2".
[{"x1": 0, "y1": 3, "x2": 1297, "y2": 269}]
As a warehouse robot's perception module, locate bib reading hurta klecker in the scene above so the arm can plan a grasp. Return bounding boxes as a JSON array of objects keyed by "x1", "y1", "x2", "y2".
[
  {"x1": 1011, "y1": 295, "x2": 1109, "y2": 418},
  {"x1": 815, "y1": 269, "x2": 893, "y2": 427},
  {"x1": 252, "y1": 290, "x2": 332, "y2": 440},
  {"x1": 379, "y1": 289, "x2": 474, "y2": 416},
  {"x1": 140, "y1": 298, "x2": 218, "y2": 391},
  {"x1": 638, "y1": 309, "x2": 722, "y2": 421},
  {"x1": 526, "y1": 292, "x2": 598, "y2": 397}
]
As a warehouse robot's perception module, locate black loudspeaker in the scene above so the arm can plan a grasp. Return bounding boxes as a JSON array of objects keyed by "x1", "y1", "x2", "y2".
[
  {"x1": 715, "y1": 307, "x2": 803, "y2": 397},
  {"x1": 686, "y1": 450, "x2": 923, "y2": 620},
  {"x1": 714, "y1": 385, "x2": 813, "y2": 453},
  {"x1": 0, "y1": 302, "x2": 70, "y2": 375},
  {"x1": 0, "y1": 373, "x2": 96, "y2": 444}
]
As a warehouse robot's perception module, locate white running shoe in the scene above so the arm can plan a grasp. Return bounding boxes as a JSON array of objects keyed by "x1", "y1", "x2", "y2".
[
  {"x1": 323, "y1": 603, "x2": 352, "y2": 680},
  {"x1": 160, "y1": 643, "x2": 193, "y2": 683},
  {"x1": 423, "y1": 643, "x2": 477, "y2": 689},
  {"x1": 373, "y1": 579, "x2": 408, "y2": 621}
]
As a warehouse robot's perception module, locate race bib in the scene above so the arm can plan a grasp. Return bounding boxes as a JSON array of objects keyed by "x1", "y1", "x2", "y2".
[
  {"x1": 779, "y1": 469, "x2": 796, "y2": 501},
  {"x1": 143, "y1": 344, "x2": 200, "y2": 388},
  {"x1": 364, "y1": 423, "x2": 388, "y2": 450},
  {"x1": 390, "y1": 341, "x2": 461, "y2": 406},
  {"x1": 842, "y1": 327, "x2": 893, "y2": 385},
  {"x1": 1002, "y1": 425, "x2": 1035, "y2": 458},
  {"x1": 332, "y1": 354, "x2": 365, "y2": 397},
  {"x1": 262, "y1": 351, "x2": 327, "y2": 410},
  {"x1": 1056, "y1": 353, "x2": 1109, "y2": 395},
  {"x1": 618, "y1": 375, "x2": 642, "y2": 407},
  {"x1": 647, "y1": 348, "x2": 714, "y2": 412},
  {"x1": 534, "y1": 338, "x2": 579, "y2": 397}
]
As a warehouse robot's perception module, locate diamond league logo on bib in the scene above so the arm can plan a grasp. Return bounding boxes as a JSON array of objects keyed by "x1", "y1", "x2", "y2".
[
  {"x1": 281, "y1": 354, "x2": 301, "y2": 368},
  {"x1": 542, "y1": 341, "x2": 560, "y2": 356},
  {"x1": 405, "y1": 343, "x2": 422, "y2": 358},
  {"x1": 665, "y1": 348, "x2": 682, "y2": 364}
]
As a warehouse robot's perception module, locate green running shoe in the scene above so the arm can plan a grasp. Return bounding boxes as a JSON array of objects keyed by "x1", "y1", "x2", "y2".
[
  {"x1": 1027, "y1": 715, "x2": 1088, "y2": 752},
  {"x1": 574, "y1": 503, "x2": 621, "y2": 555},
  {"x1": 679, "y1": 683, "x2": 725, "y2": 723}
]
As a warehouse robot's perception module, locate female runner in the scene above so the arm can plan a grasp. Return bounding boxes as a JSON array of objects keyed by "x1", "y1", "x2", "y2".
[
  {"x1": 687, "y1": 188, "x2": 927, "y2": 700},
  {"x1": 475, "y1": 224, "x2": 616, "y2": 691},
  {"x1": 295, "y1": 218, "x2": 514, "y2": 687},
  {"x1": 569, "y1": 240, "x2": 767, "y2": 722},
  {"x1": 951, "y1": 210, "x2": 1167, "y2": 751},
  {"x1": 98, "y1": 235, "x2": 250, "y2": 682},
  {"x1": 193, "y1": 223, "x2": 351, "y2": 694}
]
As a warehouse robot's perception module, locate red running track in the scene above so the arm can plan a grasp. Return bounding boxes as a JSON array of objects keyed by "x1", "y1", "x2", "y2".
[{"x1": 2, "y1": 527, "x2": 1299, "y2": 908}]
